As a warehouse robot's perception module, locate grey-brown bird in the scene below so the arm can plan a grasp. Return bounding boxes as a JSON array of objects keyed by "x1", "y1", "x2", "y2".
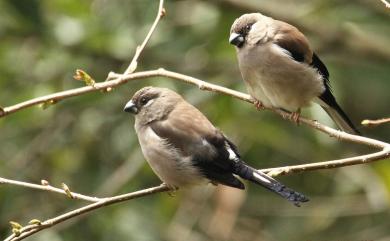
[
  {"x1": 229, "y1": 13, "x2": 360, "y2": 135},
  {"x1": 124, "y1": 86, "x2": 308, "y2": 206}
]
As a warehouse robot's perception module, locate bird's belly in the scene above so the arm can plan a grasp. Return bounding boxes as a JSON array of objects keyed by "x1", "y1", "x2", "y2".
[
  {"x1": 137, "y1": 127, "x2": 205, "y2": 188},
  {"x1": 239, "y1": 44, "x2": 325, "y2": 112},
  {"x1": 255, "y1": 68, "x2": 323, "y2": 111}
]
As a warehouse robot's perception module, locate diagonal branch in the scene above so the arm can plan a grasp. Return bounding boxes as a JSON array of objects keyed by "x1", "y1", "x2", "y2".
[
  {"x1": 123, "y1": 0, "x2": 165, "y2": 74},
  {"x1": 1, "y1": 68, "x2": 389, "y2": 150},
  {"x1": 4, "y1": 184, "x2": 170, "y2": 241}
]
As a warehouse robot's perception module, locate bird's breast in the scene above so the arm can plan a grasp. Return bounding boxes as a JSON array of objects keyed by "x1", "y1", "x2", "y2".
[
  {"x1": 136, "y1": 126, "x2": 205, "y2": 188},
  {"x1": 237, "y1": 43, "x2": 325, "y2": 111}
]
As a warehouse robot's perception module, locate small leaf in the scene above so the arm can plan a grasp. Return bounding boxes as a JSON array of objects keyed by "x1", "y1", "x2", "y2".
[
  {"x1": 161, "y1": 8, "x2": 167, "y2": 17},
  {"x1": 74, "y1": 69, "x2": 95, "y2": 86},
  {"x1": 10, "y1": 221, "x2": 22, "y2": 230},
  {"x1": 39, "y1": 99, "x2": 57, "y2": 110},
  {"x1": 361, "y1": 120, "x2": 370, "y2": 126},
  {"x1": 12, "y1": 228, "x2": 21, "y2": 237},
  {"x1": 41, "y1": 179, "x2": 49, "y2": 186},
  {"x1": 61, "y1": 183, "x2": 74, "y2": 199},
  {"x1": 28, "y1": 219, "x2": 42, "y2": 225},
  {"x1": 101, "y1": 87, "x2": 114, "y2": 93}
]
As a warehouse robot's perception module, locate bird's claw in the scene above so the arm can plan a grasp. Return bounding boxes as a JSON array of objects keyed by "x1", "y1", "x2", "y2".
[
  {"x1": 253, "y1": 99, "x2": 265, "y2": 110},
  {"x1": 164, "y1": 184, "x2": 178, "y2": 197},
  {"x1": 289, "y1": 111, "x2": 301, "y2": 125}
]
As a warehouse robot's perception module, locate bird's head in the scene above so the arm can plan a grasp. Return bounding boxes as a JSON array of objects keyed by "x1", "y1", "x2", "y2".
[
  {"x1": 229, "y1": 13, "x2": 268, "y2": 48},
  {"x1": 124, "y1": 86, "x2": 182, "y2": 125}
]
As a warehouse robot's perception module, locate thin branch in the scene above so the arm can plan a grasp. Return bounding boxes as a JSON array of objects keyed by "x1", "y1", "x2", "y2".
[
  {"x1": 380, "y1": 0, "x2": 390, "y2": 8},
  {"x1": 4, "y1": 184, "x2": 170, "y2": 241},
  {"x1": 361, "y1": 117, "x2": 390, "y2": 127},
  {"x1": 123, "y1": 0, "x2": 165, "y2": 74},
  {"x1": 261, "y1": 148, "x2": 390, "y2": 176},
  {"x1": 0, "y1": 177, "x2": 101, "y2": 203}
]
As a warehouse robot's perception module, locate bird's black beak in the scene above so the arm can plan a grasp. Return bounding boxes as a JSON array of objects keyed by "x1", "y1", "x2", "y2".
[
  {"x1": 123, "y1": 100, "x2": 138, "y2": 114},
  {"x1": 229, "y1": 32, "x2": 244, "y2": 47}
]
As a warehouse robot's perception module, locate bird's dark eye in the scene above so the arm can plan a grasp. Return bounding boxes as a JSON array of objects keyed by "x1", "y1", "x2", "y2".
[
  {"x1": 140, "y1": 97, "x2": 148, "y2": 105},
  {"x1": 245, "y1": 24, "x2": 252, "y2": 31}
]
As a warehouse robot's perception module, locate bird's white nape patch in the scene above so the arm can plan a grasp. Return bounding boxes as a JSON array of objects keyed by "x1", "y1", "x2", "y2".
[
  {"x1": 227, "y1": 147, "x2": 238, "y2": 160},
  {"x1": 143, "y1": 99, "x2": 154, "y2": 107},
  {"x1": 253, "y1": 172, "x2": 271, "y2": 183}
]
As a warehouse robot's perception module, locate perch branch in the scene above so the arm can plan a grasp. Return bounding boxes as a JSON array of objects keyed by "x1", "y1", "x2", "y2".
[
  {"x1": 2, "y1": 142, "x2": 389, "y2": 241},
  {"x1": 1, "y1": 68, "x2": 389, "y2": 150}
]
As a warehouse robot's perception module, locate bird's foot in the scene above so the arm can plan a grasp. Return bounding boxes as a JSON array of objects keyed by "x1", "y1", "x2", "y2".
[
  {"x1": 289, "y1": 110, "x2": 301, "y2": 125},
  {"x1": 253, "y1": 99, "x2": 265, "y2": 110},
  {"x1": 164, "y1": 184, "x2": 178, "y2": 197},
  {"x1": 167, "y1": 191, "x2": 176, "y2": 197}
]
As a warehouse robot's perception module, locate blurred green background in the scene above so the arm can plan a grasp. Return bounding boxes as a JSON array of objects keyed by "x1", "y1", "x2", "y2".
[{"x1": 0, "y1": 0, "x2": 389, "y2": 240}]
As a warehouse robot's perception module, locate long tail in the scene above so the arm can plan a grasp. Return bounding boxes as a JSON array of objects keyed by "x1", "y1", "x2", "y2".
[
  {"x1": 233, "y1": 161, "x2": 309, "y2": 206},
  {"x1": 321, "y1": 104, "x2": 361, "y2": 135},
  {"x1": 316, "y1": 88, "x2": 361, "y2": 135}
]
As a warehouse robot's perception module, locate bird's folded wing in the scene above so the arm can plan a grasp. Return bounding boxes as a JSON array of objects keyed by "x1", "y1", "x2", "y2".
[
  {"x1": 273, "y1": 20, "x2": 313, "y2": 64},
  {"x1": 149, "y1": 102, "x2": 245, "y2": 189},
  {"x1": 273, "y1": 21, "x2": 338, "y2": 111}
]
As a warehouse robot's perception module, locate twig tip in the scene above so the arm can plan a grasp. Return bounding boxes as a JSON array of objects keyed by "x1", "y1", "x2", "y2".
[
  {"x1": 61, "y1": 183, "x2": 74, "y2": 199},
  {"x1": 161, "y1": 8, "x2": 167, "y2": 17}
]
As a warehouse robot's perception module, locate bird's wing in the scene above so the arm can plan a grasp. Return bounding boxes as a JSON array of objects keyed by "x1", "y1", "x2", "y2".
[
  {"x1": 274, "y1": 21, "x2": 359, "y2": 134},
  {"x1": 273, "y1": 20, "x2": 313, "y2": 64},
  {"x1": 150, "y1": 101, "x2": 244, "y2": 189},
  {"x1": 273, "y1": 20, "x2": 333, "y2": 103}
]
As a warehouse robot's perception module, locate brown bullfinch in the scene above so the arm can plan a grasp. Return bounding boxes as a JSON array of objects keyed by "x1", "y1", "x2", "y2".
[
  {"x1": 124, "y1": 86, "x2": 308, "y2": 206},
  {"x1": 229, "y1": 13, "x2": 360, "y2": 135}
]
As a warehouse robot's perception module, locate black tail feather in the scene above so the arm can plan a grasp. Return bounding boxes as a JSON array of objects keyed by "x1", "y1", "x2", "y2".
[
  {"x1": 233, "y1": 161, "x2": 309, "y2": 206},
  {"x1": 319, "y1": 88, "x2": 361, "y2": 135}
]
